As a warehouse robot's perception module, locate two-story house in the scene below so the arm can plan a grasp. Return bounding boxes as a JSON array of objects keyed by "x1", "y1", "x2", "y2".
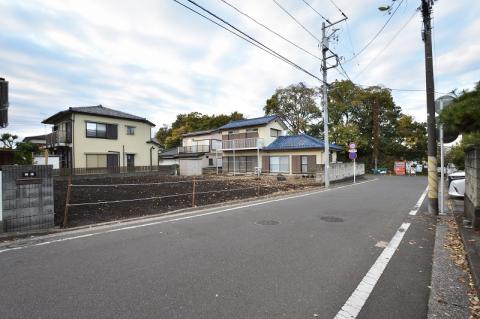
[
  {"x1": 42, "y1": 105, "x2": 159, "y2": 170},
  {"x1": 218, "y1": 115, "x2": 342, "y2": 175},
  {"x1": 158, "y1": 129, "x2": 222, "y2": 175},
  {"x1": 219, "y1": 115, "x2": 287, "y2": 173}
]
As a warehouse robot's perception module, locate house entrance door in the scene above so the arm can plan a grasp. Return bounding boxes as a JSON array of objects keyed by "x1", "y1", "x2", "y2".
[
  {"x1": 126, "y1": 154, "x2": 135, "y2": 171},
  {"x1": 107, "y1": 154, "x2": 119, "y2": 173}
]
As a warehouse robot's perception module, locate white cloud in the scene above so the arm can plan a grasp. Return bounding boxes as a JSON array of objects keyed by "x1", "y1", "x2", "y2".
[{"x1": 0, "y1": 0, "x2": 478, "y2": 138}]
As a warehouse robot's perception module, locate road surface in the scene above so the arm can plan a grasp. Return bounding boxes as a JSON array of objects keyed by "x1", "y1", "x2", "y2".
[{"x1": 0, "y1": 176, "x2": 434, "y2": 319}]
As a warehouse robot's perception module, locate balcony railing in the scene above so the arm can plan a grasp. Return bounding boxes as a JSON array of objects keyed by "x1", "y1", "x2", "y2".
[
  {"x1": 178, "y1": 145, "x2": 211, "y2": 153},
  {"x1": 46, "y1": 130, "x2": 71, "y2": 147},
  {"x1": 222, "y1": 138, "x2": 264, "y2": 150}
]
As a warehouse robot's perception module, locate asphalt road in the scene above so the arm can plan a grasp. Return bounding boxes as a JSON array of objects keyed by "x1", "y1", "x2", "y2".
[{"x1": 0, "y1": 176, "x2": 434, "y2": 319}]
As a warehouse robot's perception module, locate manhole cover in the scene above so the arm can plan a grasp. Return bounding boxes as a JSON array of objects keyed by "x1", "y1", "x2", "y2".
[
  {"x1": 256, "y1": 220, "x2": 280, "y2": 226},
  {"x1": 320, "y1": 216, "x2": 344, "y2": 223}
]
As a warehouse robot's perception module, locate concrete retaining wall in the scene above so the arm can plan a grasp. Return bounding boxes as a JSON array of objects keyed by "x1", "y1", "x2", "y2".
[
  {"x1": 465, "y1": 145, "x2": 480, "y2": 229},
  {"x1": 1, "y1": 165, "x2": 54, "y2": 232},
  {"x1": 315, "y1": 162, "x2": 365, "y2": 184}
]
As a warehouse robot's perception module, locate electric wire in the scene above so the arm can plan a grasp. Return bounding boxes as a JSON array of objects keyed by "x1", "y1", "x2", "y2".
[
  {"x1": 344, "y1": 20, "x2": 356, "y2": 56},
  {"x1": 328, "y1": 0, "x2": 347, "y2": 18},
  {"x1": 219, "y1": 0, "x2": 322, "y2": 61},
  {"x1": 272, "y1": 0, "x2": 322, "y2": 43},
  {"x1": 344, "y1": 0, "x2": 405, "y2": 63},
  {"x1": 353, "y1": 8, "x2": 418, "y2": 80},
  {"x1": 300, "y1": 0, "x2": 331, "y2": 24},
  {"x1": 173, "y1": 0, "x2": 324, "y2": 82}
]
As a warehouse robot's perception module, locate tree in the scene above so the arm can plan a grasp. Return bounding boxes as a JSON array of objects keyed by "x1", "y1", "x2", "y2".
[
  {"x1": 445, "y1": 133, "x2": 480, "y2": 170},
  {"x1": 155, "y1": 125, "x2": 171, "y2": 147},
  {"x1": 0, "y1": 133, "x2": 18, "y2": 148},
  {"x1": 440, "y1": 81, "x2": 480, "y2": 135},
  {"x1": 396, "y1": 115, "x2": 427, "y2": 160},
  {"x1": 325, "y1": 80, "x2": 409, "y2": 169},
  {"x1": 13, "y1": 142, "x2": 39, "y2": 165},
  {"x1": 264, "y1": 82, "x2": 321, "y2": 134},
  {"x1": 157, "y1": 112, "x2": 244, "y2": 149}
]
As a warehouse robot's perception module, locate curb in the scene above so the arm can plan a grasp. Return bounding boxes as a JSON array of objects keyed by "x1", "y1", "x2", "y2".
[
  {"x1": 427, "y1": 215, "x2": 470, "y2": 318},
  {"x1": 452, "y1": 200, "x2": 480, "y2": 295}
]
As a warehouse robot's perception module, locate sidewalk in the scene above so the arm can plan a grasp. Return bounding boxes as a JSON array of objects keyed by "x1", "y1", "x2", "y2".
[{"x1": 427, "y1": 198, "x2": 480, "y2": 318}]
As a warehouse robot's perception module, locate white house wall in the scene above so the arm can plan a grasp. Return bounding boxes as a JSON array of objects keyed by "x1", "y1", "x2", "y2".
[{"x1": 72, "y1": 113, "x2": 158, "y2": 168}]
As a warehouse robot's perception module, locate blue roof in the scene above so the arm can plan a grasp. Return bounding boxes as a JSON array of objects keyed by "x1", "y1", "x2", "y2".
[
  {"x1": 263, "y1": 134, "x2": 343, "y2": 151},
  {"x1": 219, "y1": 115, "x2": 280, "y2": 130}
]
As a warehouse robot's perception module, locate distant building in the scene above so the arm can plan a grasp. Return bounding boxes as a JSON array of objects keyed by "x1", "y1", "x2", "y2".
[
  {"x1": 42, "y1": 105, "x2": 159, "y2": 169},
  {"x1": 23, "y1": 134, "x2": 47, "y2": 148},
  {"x1": 173, "y1": 115, "x2": 342, "y2": 176}
]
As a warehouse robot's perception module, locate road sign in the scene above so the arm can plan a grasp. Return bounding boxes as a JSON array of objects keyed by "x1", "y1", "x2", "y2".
[
  {"x1": 349, "y1": 142, "x2": 356, "y2": 149},
  {"x1": 348, "y1": 149, "x2": 357, "y2": 153},
  {"x1": 348, "y1": 152, "x2": 357, "y2": 160},
  {"x1": 435, "y1": 95, "x2": 454, "y2": 114}
]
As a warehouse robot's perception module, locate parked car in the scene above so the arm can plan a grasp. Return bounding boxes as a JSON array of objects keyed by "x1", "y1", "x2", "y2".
[
  {"x1": 448, "y1": 171, "x2": 465, "y2": 186},
  {"x1": 448, "y1": 178, "x2": 465, "y2": 198}
]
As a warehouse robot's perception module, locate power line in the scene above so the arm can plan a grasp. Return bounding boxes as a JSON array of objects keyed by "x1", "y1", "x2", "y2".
[
  {"x1": 272, "y1": 0, "x2": 321, "y2": 43},
  {"x1": 344, "y1": 20, "x2": 356, "y2": 56},
  {"x1": 173, "y1": 0, "x2": 324, "y2": 82},
  {"x1": 344, "y1": 0, "x2": 405, "y2": 63},
  {"x1": 300, "y1": 0, "x2": 331, "y2": 24},
  {"x1": 353, "y1": 8, "x2": 418, "y2": 80},
  {"x1": 219, "y1": 0, "x2": 322, "y2": 61},
  {"x1": 328, "y1": 0, "x2": 348, "y2": 18},
  {"x1": 338, "y1": 62, "x2": 351, "y2": 82}
]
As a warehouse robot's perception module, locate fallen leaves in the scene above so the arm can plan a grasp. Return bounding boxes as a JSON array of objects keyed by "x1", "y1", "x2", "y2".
[{"x1": 444, "y1": 216, "x2": 480, "y2": 318}]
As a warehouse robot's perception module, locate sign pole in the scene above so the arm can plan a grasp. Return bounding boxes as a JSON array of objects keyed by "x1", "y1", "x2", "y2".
[{"x1": 353, "y1": 158, "x2": 356, "y2": 184}]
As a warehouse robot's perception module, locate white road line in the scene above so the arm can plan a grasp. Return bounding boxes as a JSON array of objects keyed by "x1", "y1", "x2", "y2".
[
  {"x1": 334, "y1": 222, "x2": 411, "y2": 319},
  {"x1": 0, "y1": 179, "x2": 378, "y2": 254},
  {"x1": 409, "y1": 186, "x2": 428, "y2": 215}
]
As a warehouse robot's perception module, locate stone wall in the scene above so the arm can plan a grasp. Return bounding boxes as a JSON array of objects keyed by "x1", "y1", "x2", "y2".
[
  {"x1": 1, "y1": 165, "x2": 54, "y2": 232},
  {"x1": 465, "y1": 145, "x2": 480, "y2": 229},
  {"x1": 315, "y1": 162, "x2": 365, "y2": 184}
]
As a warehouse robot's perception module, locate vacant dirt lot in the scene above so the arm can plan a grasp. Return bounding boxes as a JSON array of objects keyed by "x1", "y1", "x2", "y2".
[{"x1": 54, "y1": 175, "x2": 319, "y2": 228}]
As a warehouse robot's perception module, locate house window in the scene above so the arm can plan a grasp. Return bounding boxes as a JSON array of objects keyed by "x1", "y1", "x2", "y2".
[
  {"x1": 86, "y1": 122, "x2": 117, "y2": 139},
  {"x1": 126, "y1": 126, "x2": 135, "y2": 135},
  {"x1": 86, "y1": 122, "x2": 106, "y2": 138},
  {"x1": 209, "y1": 158, "x2": 214, "y2": 166},
  {"x1": 86, "y1": 154, "x2": 107, "y2": 168},
  {"x1": 270, "y1": 128, "x2": 281, "y2": 137},
  {"x1": 246, "y1": 128, "x2": 258, "y2": 132},
  {"x1": 301, "y1": 156, "x2": 308, "y2": 173},
  {"x1": 270, "y1": 156, "x2": 289, "y2": 173}
]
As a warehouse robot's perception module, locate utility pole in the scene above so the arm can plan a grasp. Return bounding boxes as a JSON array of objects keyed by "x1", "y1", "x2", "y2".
[
  {"x1": 372, "y1": 99, "x2": 380, "y2": 171},
  {"x1": 321, "y1": 16, "x2": 346, "y2": 188},
  {"x1": 421, "y1": 0, "x2": 438, "y2": 215},
  {"x1": 321, "y1": 22, "x2": 330, "y2": 188}
]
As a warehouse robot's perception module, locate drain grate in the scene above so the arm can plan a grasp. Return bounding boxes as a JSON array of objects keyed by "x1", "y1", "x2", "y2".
[
  {"x1": 320, "y1": 216, "x2": 344, "y2": 223},
  {"x1": 255, "y1": 220, "x2": 280, "y2": 226}
]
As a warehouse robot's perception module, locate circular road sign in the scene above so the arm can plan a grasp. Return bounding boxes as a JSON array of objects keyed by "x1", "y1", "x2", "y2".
[
  {"x1": 349, "y1": 142, "x2": 356, "y2": 149},
  {"x1": 349, "y1": 152, "x2": 357, "y2": 160},
  {"x1": 435, "y1": 95, "x2": 455, "y2": 114}
]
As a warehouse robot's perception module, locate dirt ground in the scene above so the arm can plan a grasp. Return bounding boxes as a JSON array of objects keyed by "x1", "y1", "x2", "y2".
[{"x1": 54, "y1": 174, "x2": 319, "y2": 228}]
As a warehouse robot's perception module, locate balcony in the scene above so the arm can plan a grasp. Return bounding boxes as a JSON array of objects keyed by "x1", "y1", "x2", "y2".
[
  {"x1": 46, "y1": 130, "x2": 71, "y2": 147},
  {"x1": 178, "y1": 145, "x2": 211, "y2": 153},
  {"x1": 222, "y1": 138, "x2": 264, "y2": 150}
]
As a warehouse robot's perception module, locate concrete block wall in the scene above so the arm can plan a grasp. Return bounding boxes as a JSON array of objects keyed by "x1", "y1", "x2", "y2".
[
  {"x1": 465, "y1": 145, "x2": 480, "y2": 229},
  {"x1": 1, "y1": 165, "x2": 54, "y2": 232},
  {"x1": 315, "y1": 162, "x2": 365, "y2": 184}
]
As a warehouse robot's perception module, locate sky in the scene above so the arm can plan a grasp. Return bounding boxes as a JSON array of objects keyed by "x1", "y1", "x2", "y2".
[{"x1": 0, "y1": 0, "x2": 479, "y2": 139}]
